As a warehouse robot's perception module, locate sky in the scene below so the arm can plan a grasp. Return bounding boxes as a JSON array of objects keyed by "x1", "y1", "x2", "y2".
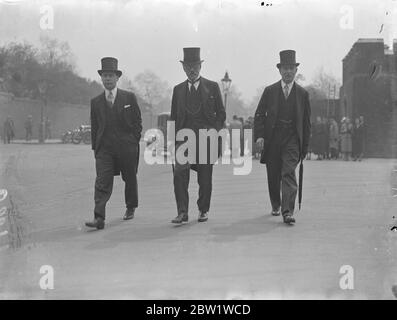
[{"x1": 0, "y1": 0, "x2": 396, "y2": 103}]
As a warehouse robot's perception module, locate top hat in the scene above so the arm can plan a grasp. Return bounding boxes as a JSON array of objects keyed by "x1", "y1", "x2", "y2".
[
  {"x1": 180, "y1": 47, "x2": 204, "y2": 64},
  {"x1": 277, "y1": 50, "x2": 300, "y2": 68},
  {"x1": 98, "y1": 57, "x2": 122, "y2": 77}
]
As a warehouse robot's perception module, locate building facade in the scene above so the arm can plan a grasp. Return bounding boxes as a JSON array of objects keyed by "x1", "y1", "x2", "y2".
[{"x1": 340, "y1": 38, "x2": 397, "y2": 157}]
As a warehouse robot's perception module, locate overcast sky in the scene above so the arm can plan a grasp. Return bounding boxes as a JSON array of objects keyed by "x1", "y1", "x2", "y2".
[{"x1": 0, "y1": 0, "x2": 396, "y2": 102}]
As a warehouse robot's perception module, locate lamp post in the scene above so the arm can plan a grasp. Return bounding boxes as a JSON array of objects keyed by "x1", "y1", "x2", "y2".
[
  {"x1": 37, "y1": 79, "x2": 48, "y2": 144},
  {"x1": 221, "y1": 71, "x2": 232, "y2": 110}
]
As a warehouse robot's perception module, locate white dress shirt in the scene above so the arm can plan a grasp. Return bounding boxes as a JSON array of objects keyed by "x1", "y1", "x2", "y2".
[
  {"x1": 281, "y1": 80, "x2": 294, "y2": 98},
  {"x1": 105, "y1": 87, "x2": 117, "y2": 104},
  {"x1": 188, "y1": 77, "x2": 201, "y2": 91}
]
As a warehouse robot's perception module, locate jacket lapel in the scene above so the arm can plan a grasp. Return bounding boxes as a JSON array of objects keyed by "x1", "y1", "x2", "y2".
[
  {"x1": 113, "y1": 88, "x2": 124, "y2": 113},
  {"x1": 270, "y1": 80, "x2": 281, "y2": 117},
  {"x1": 294, "y1": 83, "x2": 303, "y2": 125},
  {"x1": 98, "y1": 92, "x2": 107, "y2": 123},
  {"x1": 177, "y1": 80, "x2": 188, "y2": 117},
  {"x1": 199, "y1": 77, "x2": 210, "y2": 103}
]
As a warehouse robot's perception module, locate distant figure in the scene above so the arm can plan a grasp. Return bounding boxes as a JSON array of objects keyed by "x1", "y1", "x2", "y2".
[
  {"x1": 3, "y1": 116, "x2": 15, "y2": 144},
  {"x1": 329, "y1": 118, "x2": 339, "y2": 159},
  {"x1": 25, "y1": 115, "x2": 33, "y2": 141},
  {"x1": 340, "y1": 117, "x2": 353, "y2": 161},
  {"x1": 359, "y1": 115, "x2": 366, "y2": 157},
  {"x1": 229, "y1": 115, "x2": 243, "y2": 158},
  {"x1": 322, "y1": 117, "x2": 330, "y2": 159},
  {"x1": 45, "y1": 117, "x2": 52, "y2": 140},
  {"x1": 239, "y1": 117, "x2": 245, "y2": 156},
  {"x1": 243, "y1": 117, "x2": 254, "y2": 157},
  {"x1": 312, "y1": 116, "x2": 327, "y2": 160},
  {"x1": 352, "y1": 118, "x2": 364, "y2": 161}
]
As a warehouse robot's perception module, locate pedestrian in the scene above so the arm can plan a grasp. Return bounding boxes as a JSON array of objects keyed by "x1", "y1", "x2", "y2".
[
  {"x1": 3, "y1": 116, "x2": 15, "y2": 144},
  {"x1": 254, "y1": 49, "x2": 311, "y2": 225},
  {"x1": 323, "y1": 117, "x2": 330, "y2": 159},
  {"x1": 25, "y1": 115, "x2": 33, "y2": 141},
  {"x1": 229, "y1": 115, "x2": 243, "y2": 158},
  {"x1": 170, "y1": 47, "x2": 226, "y2": 224},
  {"x1": 85, "y1": 57, "x2": 142, "y2": 230},
  {"x1": 340, "y1": 117, "x2": 353, "y2": 161},
  {"x1": 359, "y1": 115, "x2": 366, "y2": 158},
  {"x1": 45, "y1": 117, "x2": 52, "y2": 140},
  {"x1": 352, "y1": 118, "x2": 364, "y2": 161},
  {"x1": 329, "y1": 118, "x2": 339, "y2": 159},
  {"x1": 312, "y1": 116, "x2": 326, "y2": 160},
  {"x1": 243, "y1": 117, "x2": 253, "y2": 157},
  {"x1": 239, "y1": 117, "x2": 245, "y2": 156}
]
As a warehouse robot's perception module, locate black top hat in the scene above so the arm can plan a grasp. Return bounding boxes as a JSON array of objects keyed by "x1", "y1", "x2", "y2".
[
  {"x1": 180, "y1": 47, "x2": 204, "y2": 64},
  {"x1": 277, "y1": 50, "x2": 300, "y2": 68},
  {"x1": 98, "y1": 57, "x2": 122, "y2": 77}
]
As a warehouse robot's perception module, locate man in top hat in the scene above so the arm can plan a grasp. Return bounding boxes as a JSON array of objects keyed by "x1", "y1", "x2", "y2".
[
  {"x1": 85, "y1": 57, "x2": 142, "y2": 230},
  {"x1": 254, "y1": 50, "x2": 311, "y2": 225},
  {"x1": 170, "y1": 47, "x2": 226, "y2": 224}
]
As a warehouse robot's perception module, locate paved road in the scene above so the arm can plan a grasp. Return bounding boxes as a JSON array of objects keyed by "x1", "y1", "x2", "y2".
[{"x1": 0, "y1": 143, "x2": 396, "y2": 299}]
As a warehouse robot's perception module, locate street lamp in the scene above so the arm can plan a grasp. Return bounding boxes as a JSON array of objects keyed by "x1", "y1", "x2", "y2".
[
  {"x1": 37, "y1": 79, "x2": 48, "y2": 144},
  {"x1": 221, "y1": 71, "x2": 232, "y2": 110}
]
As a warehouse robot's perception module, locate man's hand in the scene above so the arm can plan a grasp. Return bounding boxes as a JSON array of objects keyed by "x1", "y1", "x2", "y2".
[{"x1": 256, "y1": 138, "x2": 264, "y2": 150}]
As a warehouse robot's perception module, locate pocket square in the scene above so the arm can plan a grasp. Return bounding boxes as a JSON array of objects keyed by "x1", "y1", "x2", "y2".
[{"x1": 124, "y1": 104, "x2": 131, "y2": 109}]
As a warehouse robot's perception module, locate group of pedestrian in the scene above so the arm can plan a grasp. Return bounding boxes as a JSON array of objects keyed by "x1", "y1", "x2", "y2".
[
  {"x1": 227, "y1": 115, "x2": 254, "y2": 157},
  {"x1": 86, "y1": 49, "x2": 311, "y2": 230},
  {"x1": 309, "y1": 116, "x2": 365, "y2": 161},
  {"x1": 2, "y1": 115, "x2": 52, "y2": 143}
]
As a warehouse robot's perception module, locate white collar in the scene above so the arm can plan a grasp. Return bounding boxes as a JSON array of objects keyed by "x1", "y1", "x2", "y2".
[
  {"x1": 105, "y1": 87, "x2": 117, "y2": 99},
  {"x1": 281, "y1": 80, "x2": 294, "y2": 89},
  {"x1": 188, "y1": 77, "x2": 201, "y2": 90}
]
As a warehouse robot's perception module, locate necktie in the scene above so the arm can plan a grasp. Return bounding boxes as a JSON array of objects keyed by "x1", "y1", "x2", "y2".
[
  {"x1": 190, "y1": 83, "x2": 197, "y2": 93},
  {"x1": 284, "y1": 84, "x2": 289, "y2": 99},
  {"x1": 107, "y1": 91, "x2": 114, "y2": 108}
]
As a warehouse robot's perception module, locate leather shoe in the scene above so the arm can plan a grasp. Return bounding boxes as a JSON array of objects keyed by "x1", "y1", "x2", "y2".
[
  {"x1": 85, "y1": 217, "x2": 104, "y2": 230},
  {"x1": 271, "y1": 208, "x2": 281, "y2": 216},
  {"x1": 283, "y1": 215, "x2": 296, "y2": 224},
  {"x1": 172, "y1": 213, "x2": 188, "y2": 224},
  {"x1": 198, "y1": 212, "x2": 208, "y2": 222},
  {"x1": 123, "y1": 208, "x2": 135, "y2": 220}
]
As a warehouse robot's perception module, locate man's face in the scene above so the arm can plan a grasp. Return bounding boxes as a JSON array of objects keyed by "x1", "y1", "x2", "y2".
[
  {"x1": 279, "y1": 65, "x2": 297, "y2": 84},
  {"x1": 101, "y1": 72, "x2": 119, "y2": 90},
  {"x1": 182, "y1": 62, "x2": 201, "y2": 81}
]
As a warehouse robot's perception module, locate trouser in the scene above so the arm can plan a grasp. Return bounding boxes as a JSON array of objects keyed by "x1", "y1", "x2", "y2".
[
  {"x1": 173, "y1": 162, "x2": 213, "y2": 215},
  {"x1": 265, "y1": 126, "x2": 300, "y2": 216},
  {"x1": 94, "y1": 142, "x2": 139, "y2": 220}
]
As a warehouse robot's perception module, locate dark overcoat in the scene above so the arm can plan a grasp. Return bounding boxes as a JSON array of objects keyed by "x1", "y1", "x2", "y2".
[
  {"x1": 253, "y1": 80, "x2": 311, "y2": 164},
  {"x1": 90, "y1": 88, "x2": 142, "y2": 175},
  {"x1": 170, "y1": 77, "x2": 226, "y2": 166}
]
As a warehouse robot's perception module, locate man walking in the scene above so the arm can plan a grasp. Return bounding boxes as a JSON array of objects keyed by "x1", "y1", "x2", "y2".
[
  {"x1": 3, "y1": 116, "x2": 14, "y2": 144},
  {"x1": 171, "y1": 47, "x2": 226, "y2": 224},
  {"x1": 85, "y1": 57, "x2": 142, "y2": 230},
  {"x1": 24, "y1": 115, "x2": 33, "y2": 142},
  {"x1": 254, "y1": 50, "x2": 311, "y2": 225}
]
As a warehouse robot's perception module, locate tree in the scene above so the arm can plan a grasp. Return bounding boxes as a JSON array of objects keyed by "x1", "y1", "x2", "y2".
[
  {"x1": 39, "y1": 35, "x2": 75, "y2": 72},
  {"x1": 133, "y1": 70, "x2": 170, "y2": 115},
  {"x1": 0, "y1": 39, "x2": 103, "y2": 104},
  {"x1": 311, "y1": 67, "x2": 341, "y2": 99}
]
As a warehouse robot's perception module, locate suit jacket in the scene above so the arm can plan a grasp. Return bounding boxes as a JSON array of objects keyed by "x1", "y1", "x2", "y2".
[
  {"x1": 254, "y1": 80, "x2": 311, "y2": 164},
  {"x1": 170, "y1": 77, "x2": 226, "y2": 167},
  {"x1": 90, "y1": 88, "x2": 142, "y2": 175},
  {"x1": 170, "y1": 77, "x2": 226, "y2": 132}
]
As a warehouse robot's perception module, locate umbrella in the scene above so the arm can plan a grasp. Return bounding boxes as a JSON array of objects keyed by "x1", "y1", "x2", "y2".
[{"x1": 298, "y1": 159, "x2": 304, "y2": 210}]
